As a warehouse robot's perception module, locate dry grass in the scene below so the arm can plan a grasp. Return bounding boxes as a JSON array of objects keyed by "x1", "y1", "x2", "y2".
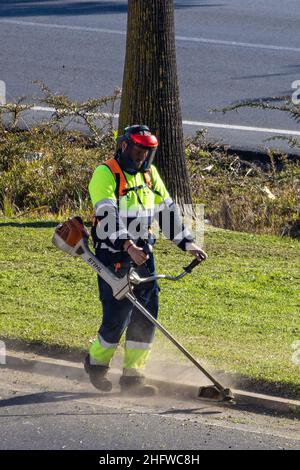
[{"x1": 0, "y1": 87, "x2": 299, "y2": 238}]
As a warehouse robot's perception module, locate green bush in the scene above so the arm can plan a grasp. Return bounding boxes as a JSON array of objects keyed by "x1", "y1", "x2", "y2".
[
  {"x1": 0, "y1": 87, "x2": 299, "y2": 238},
  {"x1": 186, "y1": 131, "x2": 300, "y2": 237},
  {"x1": 0, "y1": 84, "x2": 120, "y2": 217},
  {"x1": 0, "y1": 127, "x2": 114, "y2": 215}
]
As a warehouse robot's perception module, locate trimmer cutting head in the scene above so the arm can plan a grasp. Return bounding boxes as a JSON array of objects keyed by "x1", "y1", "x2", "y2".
[{"x1": 198, "y1": 385, "x2": 235, "y2": 403}]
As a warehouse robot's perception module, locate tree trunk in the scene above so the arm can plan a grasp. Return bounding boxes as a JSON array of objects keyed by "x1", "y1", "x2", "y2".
[{"x1": 118, "y1": 0, "x2": 192, "y2": 206}]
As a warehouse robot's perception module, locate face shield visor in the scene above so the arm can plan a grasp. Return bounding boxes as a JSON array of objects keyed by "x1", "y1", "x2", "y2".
[
  {"x1": 116, "y1": 126, "x2": 158, "y2": 174},
  {"x1": 119, "y1": 143, "x2": 157, "y2": 174}
]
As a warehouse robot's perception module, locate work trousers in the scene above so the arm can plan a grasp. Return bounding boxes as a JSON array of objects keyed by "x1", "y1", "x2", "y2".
[{"x1": 89, "y1": 254, "x2": 159, "y2": 377}]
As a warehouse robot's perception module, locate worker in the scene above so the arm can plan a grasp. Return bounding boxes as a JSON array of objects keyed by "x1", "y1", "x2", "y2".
[{"x1": 85, "y1": 124, "x2": 207, "y2": 396}]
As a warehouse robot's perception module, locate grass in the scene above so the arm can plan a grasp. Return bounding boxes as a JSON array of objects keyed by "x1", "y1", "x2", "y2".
[{"x1": 0, "y1": 218, "x2": 299, "y2": 397}]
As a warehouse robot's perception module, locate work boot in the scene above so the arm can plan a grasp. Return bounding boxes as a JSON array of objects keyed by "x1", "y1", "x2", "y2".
[
  {"x1": 119, "y1": 374, "x2": 158, "y2": 397},
  {"x1": 84, "y1": 354, "x2": 112, "y2": 392}
]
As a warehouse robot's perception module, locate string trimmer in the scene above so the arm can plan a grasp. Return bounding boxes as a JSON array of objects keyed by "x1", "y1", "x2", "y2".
[{"x1": 52, "y1": 217, "x2": 234, "y2": 403}]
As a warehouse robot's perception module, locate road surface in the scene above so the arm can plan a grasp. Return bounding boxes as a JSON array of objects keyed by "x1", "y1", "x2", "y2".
[
  {"x1": 0, "y1": 351, "x2": 299, "y2": 450},
  {"x1": 0, "y1": 0, "x2": 300, "y2": 152}
]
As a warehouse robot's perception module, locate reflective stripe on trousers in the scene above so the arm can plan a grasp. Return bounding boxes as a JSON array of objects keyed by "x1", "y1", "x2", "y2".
[{"x1": 90, "y1": 258, "x2": 159, "y2": 375}]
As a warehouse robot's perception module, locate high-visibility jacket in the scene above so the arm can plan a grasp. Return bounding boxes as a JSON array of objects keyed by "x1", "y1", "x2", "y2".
[{"x1": 88, "y1": 157, "x2": 194, "y2": 261}]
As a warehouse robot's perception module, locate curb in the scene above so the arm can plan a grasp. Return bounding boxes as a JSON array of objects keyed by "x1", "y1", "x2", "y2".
[
  {"x1": 145, "y1": 377, "x2": 300, "y2": 416},
  {"x1": 2, "y1": 351, "x2": 300, "y2": 417}
]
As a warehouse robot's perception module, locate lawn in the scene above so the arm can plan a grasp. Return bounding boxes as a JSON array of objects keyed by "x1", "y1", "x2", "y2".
[{"x1": 0, "y1": 218, "x2": 299, "y2": 396}]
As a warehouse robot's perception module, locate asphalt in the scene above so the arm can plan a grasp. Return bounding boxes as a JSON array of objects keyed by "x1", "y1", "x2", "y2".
[
  {"x1": 0, "y1": 0, "x2": 300, "y2": 153},
  {"x1": 0, "y1": 351, "x2": 300, "y2": 450},
  {"x1": 0, "y1": 393, "x2": 297, "y2": 451}
]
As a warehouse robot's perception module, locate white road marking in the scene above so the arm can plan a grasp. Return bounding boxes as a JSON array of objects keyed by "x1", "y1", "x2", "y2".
[
  {"x1": 32, "y1": 106, "x2": 55, "y2": 113},
  {"x1": 29, "y1": 106, "x2": 300, "y2": 136},
  {"x1": 176, "y1": 35, "x2": 300, "y2": 52},
  {"x1": 0, "y1": 19, "x2": 300, "y2": 53},
  {"x1": 0, "y1": 19, "x2": 127, "y2": 36},
  {"x1": 182, "y1": 120, "x2": 300, "y2": 136}
]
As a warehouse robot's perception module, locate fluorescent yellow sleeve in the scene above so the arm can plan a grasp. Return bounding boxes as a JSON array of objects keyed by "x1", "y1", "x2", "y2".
[{"x1": 89, "y1": 164, "x2": 117, "y2": 207}]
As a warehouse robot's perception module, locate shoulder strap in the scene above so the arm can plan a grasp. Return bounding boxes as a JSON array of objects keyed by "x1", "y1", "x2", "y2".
[
  {"x1": 145, "y1": 167, "x2": 165, "y2": 200},
  {"x1": 143, "y1": 169, "x2": 153, "y2": 189},
  {"x1": 103, "y1": 159, "x2": 128, "y2": 197},
  {"x1": 103, "y1": 160, "x2": 160, "y2": 200}
]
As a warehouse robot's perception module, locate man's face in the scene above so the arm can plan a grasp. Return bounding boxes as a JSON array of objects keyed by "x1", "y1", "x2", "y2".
[{"x1": 123, "y1": 142, "x2": 148, "y2": 169}]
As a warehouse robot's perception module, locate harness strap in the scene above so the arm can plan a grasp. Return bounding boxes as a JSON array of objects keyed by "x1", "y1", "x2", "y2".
[
  {"x1": 143, "y1": 170, "x2": 153, "y2": 189},
  {"x1": 103, "y1": 159, "x2": 155, "y2": 198},
  {"x1": 103, "y1": 159, "x2": 129, "y2": 197},
  {"x1": 97, "y1": 159, "x2": 165, "y2": 217},
  {"x1": 125, "y1": 184, "x2": 147, "y2": 193}
]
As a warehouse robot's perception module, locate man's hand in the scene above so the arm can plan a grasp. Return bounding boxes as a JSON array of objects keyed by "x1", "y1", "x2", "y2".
[
  {"x1": 124, "y1": 240, "x2": 149, "y2": 266},
  {"x1": 186, "y1": 242, "x2": 208, "y2": 262}
]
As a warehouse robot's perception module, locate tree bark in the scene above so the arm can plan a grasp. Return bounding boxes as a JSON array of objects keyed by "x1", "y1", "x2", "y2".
[{"x1": 118, "y1": 0, "x2": 192, "y2": 206}]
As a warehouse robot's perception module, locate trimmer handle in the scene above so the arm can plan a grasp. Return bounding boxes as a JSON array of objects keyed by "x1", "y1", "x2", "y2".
[{"x1": 183, "y1": 258, "x2": 201, "y2": 273}]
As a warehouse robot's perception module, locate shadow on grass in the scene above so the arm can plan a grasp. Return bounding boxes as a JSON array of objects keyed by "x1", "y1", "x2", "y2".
[
  {"x1": 0, "y1": 221, "x2": 58, "y2": 228},
  {"x1": 2, "y1": 337, "x2": 85, "y2": 362},
  {"x1": 0, "y1": 220, "x2": 93, "y2": 228}
]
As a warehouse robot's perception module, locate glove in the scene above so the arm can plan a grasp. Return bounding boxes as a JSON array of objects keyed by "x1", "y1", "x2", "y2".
[
  {"x1": 185, "y1": 242, "x2": 208, "y2": 262},
  {"x1": 125, "y1": 241, "x2": 149, "y2": 266}
]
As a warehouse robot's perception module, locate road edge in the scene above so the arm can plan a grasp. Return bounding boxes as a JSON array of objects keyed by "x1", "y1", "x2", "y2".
[{"x1": 2, "y1": 350, "x2": 300, "y2": 418}]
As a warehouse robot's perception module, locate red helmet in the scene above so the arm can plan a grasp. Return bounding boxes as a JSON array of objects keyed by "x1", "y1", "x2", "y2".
[
  {"x1": 127, "y1": 126, "x2": 158, "y2": 149},
  {"x1": 118, "y1": 125, "x2": 158, "y2": 174}
]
